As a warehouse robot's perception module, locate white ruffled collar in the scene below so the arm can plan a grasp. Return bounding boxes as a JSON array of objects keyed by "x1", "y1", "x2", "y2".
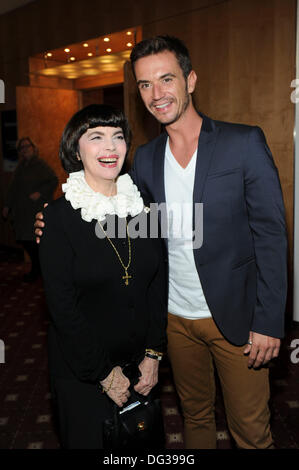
[{"x1": 62, "y1": 170, "x2": 144, "y2": 222}]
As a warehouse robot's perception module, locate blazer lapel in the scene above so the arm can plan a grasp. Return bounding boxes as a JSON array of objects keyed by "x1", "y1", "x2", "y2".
[
  {"x1": 153, "y1": 133, "x2": 168, "y2": 204},
  {"x1": 150, "y1": 117, "x2": 219, "y2": 248},
  {"x1": 152, "y1": 133, "x2": 168, "y2": 248},
  {"x1": 193, "y1": 114, "x2": 219, "y2": 203}
]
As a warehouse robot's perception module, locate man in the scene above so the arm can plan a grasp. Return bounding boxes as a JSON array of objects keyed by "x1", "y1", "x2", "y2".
[{"x1": 35, "y1": 36, "x2": 287, "y2": 449}]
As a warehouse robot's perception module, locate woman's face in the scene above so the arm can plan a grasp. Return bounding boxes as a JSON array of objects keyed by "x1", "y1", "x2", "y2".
[{"x1": 78, "y1": 126, "x2": 127, "y2": 193}]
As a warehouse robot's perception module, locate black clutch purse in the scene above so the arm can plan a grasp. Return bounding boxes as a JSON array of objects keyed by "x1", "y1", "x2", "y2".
[{"x1": 103, "y1": 362, "x2": 165, "y2": 449}]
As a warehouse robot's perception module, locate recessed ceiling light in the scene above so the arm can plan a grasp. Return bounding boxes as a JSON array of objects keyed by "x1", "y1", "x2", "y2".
[
  {"x1": 83, "y1": 43, "x2": 89, "y2": 47},
  {"x1": 87, "y1": 52, "x2": 93, "y2": 56},
  {"x1": 106, "y1": 48, "x2": 112, "y2": 52},
  {"x1": 47, "y1": 52, "x2": 53, "y2": 57},
  {"x1": 126, "y1": 43, "x2": 133, "y2": 47},
  {"x1": 70, "y1": 57, "x2": 76, "y2": 61},
  {"x1": 64, "y1": 48, "x2": 70, "y2": 53},
  {"x1": 126, "y1": 31, "x2": 132, "y2": 35},
  {"x1": 103, "y1": 37, "x2": 110, "y2": 42}
]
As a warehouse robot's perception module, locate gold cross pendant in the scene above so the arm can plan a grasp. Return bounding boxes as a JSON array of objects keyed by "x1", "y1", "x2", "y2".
[{"x1": 122, "y1": 270, "x2": 132, "y2": 286}]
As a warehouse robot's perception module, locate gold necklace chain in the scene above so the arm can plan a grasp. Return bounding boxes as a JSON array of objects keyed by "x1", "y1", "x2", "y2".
[{"x1": 99, "y1": 220, "x2": 132, "y2": 286}]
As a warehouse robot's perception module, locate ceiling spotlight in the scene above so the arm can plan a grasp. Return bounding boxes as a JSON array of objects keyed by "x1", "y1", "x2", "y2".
[
  {"x1": 64, "y1": 48, "x2": 70, "y2": 53},
  {"x1": 126, "y1": 43, "x2": 133, "y2": 47},
  {"x1": 106, "y1": 48, "x2": 112, "y2": 52},
  {"x1": 70, "y1": 57, "x2": 76, "y2": 61},
  {"x1": 87, "y1": 52, "x2": 93, "y2": 56},
  {"x1": 46, "y1": 52, "x2": 53, "y2": 57},
  {"x1": 126, "y1": 31, "x2": 132, "y2": 35},
  {"x1": 83, "y1": 43, "x2": 89, "y2": 47},
  {"x1": 103, "y1": 37, "x2": 110, "y2": 42}
]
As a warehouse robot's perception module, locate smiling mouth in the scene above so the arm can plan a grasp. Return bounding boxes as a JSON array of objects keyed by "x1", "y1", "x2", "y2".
[
  {"x1": 97, "y1": 156, "x2": 118, "y2": 165},
  {"x1": 155, "y1": 103, "x2": 169, "y2": 108},
  {"x1": 152, "y1": 101, "x2": 173, "y2": 112}
]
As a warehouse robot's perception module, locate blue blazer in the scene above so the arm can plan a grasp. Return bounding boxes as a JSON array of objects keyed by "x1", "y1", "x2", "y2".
[{"x1": 130, "y1": 113, "x2": 288, "y2": 345}]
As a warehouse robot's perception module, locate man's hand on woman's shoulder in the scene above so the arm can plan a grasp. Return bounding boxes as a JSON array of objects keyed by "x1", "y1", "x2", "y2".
[{"x1": 34, "y1": 202, "x2": 48, "y2": 243}]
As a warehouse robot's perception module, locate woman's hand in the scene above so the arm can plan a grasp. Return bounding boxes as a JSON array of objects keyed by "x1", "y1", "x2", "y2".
[
  {"x1": 134, "y1": 356, "x2": 159, "y2": 396},
  {"x1": 100, "y1": 366, "x2": 131, "y2": 407}
]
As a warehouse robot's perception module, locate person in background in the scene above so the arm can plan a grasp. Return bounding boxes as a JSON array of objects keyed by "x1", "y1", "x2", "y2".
[{"x1": 2, "y1": 137, "x2": 58, "y2": 281}]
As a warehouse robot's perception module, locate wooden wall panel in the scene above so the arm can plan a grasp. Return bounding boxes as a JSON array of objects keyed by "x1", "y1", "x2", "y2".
[
  {"x1": 0, "y1": 0, "x2": 222, "y2": 110},
  {"x1": 16, "y1": 86, "x2": 80, "y2": 198}
]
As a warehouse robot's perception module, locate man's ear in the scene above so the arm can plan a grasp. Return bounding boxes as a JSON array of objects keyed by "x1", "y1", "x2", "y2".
[{"x1": 187, "y1": 70, "x2": 197, "y2": 94}]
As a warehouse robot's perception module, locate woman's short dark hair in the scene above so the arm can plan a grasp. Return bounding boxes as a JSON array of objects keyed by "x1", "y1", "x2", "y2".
[
  {"x1": 59, "y1": 104, "x2": 131, "y2": 173},
  {"x1": 130, "y1": 35, "x2": 192, "y2": 80}
]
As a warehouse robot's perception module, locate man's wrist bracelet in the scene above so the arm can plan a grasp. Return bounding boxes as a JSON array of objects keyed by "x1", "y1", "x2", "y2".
[
  {"x1": 145, "y1": 352, "x2": 162, "y2": 361},
  {"x1": 145, "y1": 348, "x2": 163, "y2": 357}
]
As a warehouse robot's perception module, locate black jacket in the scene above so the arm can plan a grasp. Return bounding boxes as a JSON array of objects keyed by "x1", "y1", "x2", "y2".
[{"x1": 39, "y1": 196, "x2": 167, "y2": 383}]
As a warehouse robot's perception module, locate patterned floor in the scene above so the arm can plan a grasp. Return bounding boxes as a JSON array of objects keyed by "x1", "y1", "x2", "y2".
[{"x1": 0, "y1": 245, "x2": 299, "y2": 450}]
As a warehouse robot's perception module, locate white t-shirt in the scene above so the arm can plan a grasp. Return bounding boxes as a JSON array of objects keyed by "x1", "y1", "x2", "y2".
[{"x1": 164, "y1": 138, "x2": 211, "y2": 320}]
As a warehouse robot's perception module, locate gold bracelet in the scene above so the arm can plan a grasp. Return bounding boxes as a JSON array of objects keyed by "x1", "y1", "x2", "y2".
[
  {"x1": 145, "y1": 352, "x2": 162, "y2": 361},
  {"x1": 145, "y1": 348, "x2": 163, "y2": 357},
  {"x1": 101, "y1": 368, "x2": 115, "y2": 394}
]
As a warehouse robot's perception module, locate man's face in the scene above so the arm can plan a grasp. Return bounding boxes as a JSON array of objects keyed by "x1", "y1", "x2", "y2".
[{"x1": 134, "y1": 50, "x2": 196, "y2": 126}]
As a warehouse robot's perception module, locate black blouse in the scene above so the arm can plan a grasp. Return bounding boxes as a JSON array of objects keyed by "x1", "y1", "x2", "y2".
[{"x1": 39, "y1": 196, "x2": 167, "y2": 384}]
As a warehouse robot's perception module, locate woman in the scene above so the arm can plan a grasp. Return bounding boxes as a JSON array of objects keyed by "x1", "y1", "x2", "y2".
[
  {"x1": 3, "y1": 137, "x2": 58, "y2": 281},
  {"x1": 38, "y1": 104, "x2": 167, "y2": 449}
]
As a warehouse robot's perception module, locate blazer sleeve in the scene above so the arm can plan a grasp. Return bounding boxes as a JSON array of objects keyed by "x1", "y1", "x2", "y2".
[
  {"x1": 145, "y1": 204, "x2": 168, "y2": 353},
  {"x1": 39, "y1": 202, "x2": 114, "y2": 383},
  {"x1": 243, "y1": 126, "x2": 288, "y2": 338}
]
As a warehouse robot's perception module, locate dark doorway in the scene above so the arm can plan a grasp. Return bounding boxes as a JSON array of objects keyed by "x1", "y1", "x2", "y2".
[{"x1": 81, "y1": 85, "x2": 124, "y2": 111}]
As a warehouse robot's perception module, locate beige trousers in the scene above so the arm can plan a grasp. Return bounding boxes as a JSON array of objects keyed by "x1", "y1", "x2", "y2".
[{"x1": 167, "y1": 313, "x2": 274, "y2": 449}]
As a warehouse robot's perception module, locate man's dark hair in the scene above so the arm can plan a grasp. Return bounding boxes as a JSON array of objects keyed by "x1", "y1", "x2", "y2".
[
  {"x1": 130, "y1": 35, "x2": 192, "y2": 80},
  {"x1": 59, "y1": 104, "x2": 131, "y2": 173}
]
